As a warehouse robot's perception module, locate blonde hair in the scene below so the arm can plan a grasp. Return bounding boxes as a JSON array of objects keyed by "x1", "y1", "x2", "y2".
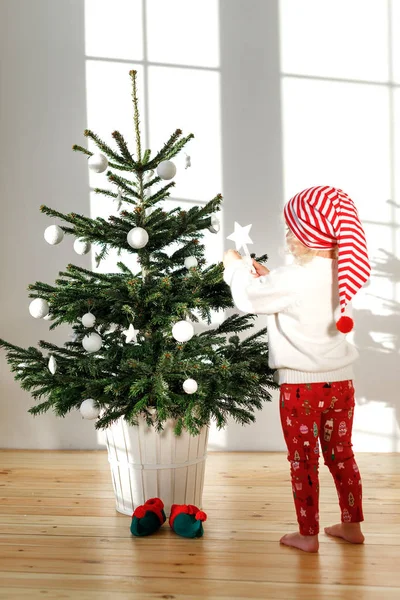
[{"x1": 285, "y1": 229, "x2": 338, "y2": 265}]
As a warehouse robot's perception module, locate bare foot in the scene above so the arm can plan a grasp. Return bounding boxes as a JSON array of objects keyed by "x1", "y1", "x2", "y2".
[
  {"x1": 280, "y1": 532, "x2": 319, "y2": 553},
  {"x1": 324, "y1": 523, "x2": 365, "y2": 544}
]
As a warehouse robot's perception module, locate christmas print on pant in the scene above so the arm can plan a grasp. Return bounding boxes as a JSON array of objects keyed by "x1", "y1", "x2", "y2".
[{"x1": 280, "y1": 380, "x2": 363, "y2": 536}]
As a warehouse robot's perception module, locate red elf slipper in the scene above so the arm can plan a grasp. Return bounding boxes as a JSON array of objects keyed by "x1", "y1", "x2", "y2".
[
  {"x1": 130, "y1": 498, "x2": 166, "y2": 537},
  {"x1": 169, "y1": 504, "x2": 207, "y2": 538}
]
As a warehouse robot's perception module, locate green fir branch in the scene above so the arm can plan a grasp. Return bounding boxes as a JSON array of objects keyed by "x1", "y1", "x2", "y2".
[
  {"x1": 84, "y1": 129, "x2": 127, "y2": 165},
  {"x1": 111, "y1": 130, "x2": 136, "y2": 165},
  {"x1": 94, "y1": 188, "x2": 138, "y2": 206},
  {"x1": 106, "y1": 172, "x2": 141, "y2": 200},
  {"x1": 143, "y1": 181, "x2": 176, "y2": 207},
  {"x1": 164, "y1": 133, "x2": 195, "y2": 161},
  {"x1": 146, "y1": 129, "x2": 184, "y2": 170},
  {"x1": 72, "y1": 144, "x2": 134, "y2": 172},
  {"x1": 72, "y1": 144, "x2": 91, "y2": 156},
  {"x1": 142, "y1": 149, "x2": 151, "y2": 164},
  {"x1": 143, "y1": 175, "x2": 162, "y2": 189},
  {"x1": 95, "y1": 244, "x2": 109, "y2": 267},
  {"x1": 130, "y1": 70, "x2": 142, "y2": 162}
]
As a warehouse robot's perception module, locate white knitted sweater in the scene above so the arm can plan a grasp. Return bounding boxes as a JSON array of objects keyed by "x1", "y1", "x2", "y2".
[{"x1": 223, "y1": 257, "x2": 358, "y2": 384}]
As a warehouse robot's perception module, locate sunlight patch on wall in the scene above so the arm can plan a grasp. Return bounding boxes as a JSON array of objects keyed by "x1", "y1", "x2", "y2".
[
  {"x1": 147, "y1": 66, "x2": 222, "y2": 201},
  {"x1": 279, "y1": 0, "x2": 389, "y2": 81},
  {"x1": 353, "y1": 401, "x2": 400, "y2": 452},
  {"x1": 146, "y1": 0, "x2": 220, "y2": 68},
  {"x1": 85, "y1": 0, "x2": 143, "y2": 60},
  {"x1": 280, "y1": 78, "x2": 391, "y2": 217}
]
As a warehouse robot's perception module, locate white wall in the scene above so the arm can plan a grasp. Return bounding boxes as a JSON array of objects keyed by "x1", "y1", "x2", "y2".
[
  {"x1": 0, "y1": 0, "x2": 99, "y2": 448},
  {"x1": 0, "y1": 0, "x2": 399, "y2": 451}
]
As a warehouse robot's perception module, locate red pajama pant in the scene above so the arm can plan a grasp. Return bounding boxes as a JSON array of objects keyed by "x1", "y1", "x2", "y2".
[{"x1": 279, "y1": 380, "x2": 364, "y2": 536}]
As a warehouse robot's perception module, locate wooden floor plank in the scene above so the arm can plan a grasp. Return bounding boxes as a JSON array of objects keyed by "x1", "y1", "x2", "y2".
[
  {"x1": 0, "y1": 450, "x2": 399, "y2": 599},
  {"x1": 0, "y1": 572, "x2": 399, "y2": 600}
]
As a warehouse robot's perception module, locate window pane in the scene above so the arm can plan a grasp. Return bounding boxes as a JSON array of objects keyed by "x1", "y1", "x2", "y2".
[
  {"x1": 279, "y1": 0, "x2": 389, "y2": 82},
  {"x1": 146, "y1": 0, "x2": 219, "y2": 68},
  {"x1": 85, "y1": 0, "x2": 143, "y2": 60},
  {"x1": 281, "y1": 77, "x2": 391, "y2": 224},
  {"x1": 147, "y1": 66, "x2": 222, "y2": 201}
]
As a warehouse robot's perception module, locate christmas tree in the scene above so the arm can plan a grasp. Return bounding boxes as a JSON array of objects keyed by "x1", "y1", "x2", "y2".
[{"x1": 0, "y1": 70, "x2": 277, "y2": 435}]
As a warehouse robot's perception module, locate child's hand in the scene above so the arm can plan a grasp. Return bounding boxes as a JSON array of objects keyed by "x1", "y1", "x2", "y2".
[
  {"x1": 223, "y1": 249, "x2": 242, "y2": 268},
  {"x1": 251, "y1": 259, "x2": 270, "y2": 278}
]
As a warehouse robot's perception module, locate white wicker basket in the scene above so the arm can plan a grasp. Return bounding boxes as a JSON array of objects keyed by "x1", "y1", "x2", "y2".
[{"x1": 105, "y1": 416, "x2": 209, "y2": 516}]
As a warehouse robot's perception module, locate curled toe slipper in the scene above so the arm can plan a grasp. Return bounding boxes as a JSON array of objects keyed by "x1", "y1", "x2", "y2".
[
  {"x1": 169, "y1": 503, "x2": 207, "y2": 538},
  {"x1": 130, "y1": 497, "x2": 166, "y2": 537}
]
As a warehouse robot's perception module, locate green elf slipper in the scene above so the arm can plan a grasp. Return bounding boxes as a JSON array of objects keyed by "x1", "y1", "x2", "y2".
[
  {"x1": 169, "y1": 504, "x2": 207, "y2": 538},
  {"x1": 130, "y1": 498, "x2": 166, "y2": 537}
]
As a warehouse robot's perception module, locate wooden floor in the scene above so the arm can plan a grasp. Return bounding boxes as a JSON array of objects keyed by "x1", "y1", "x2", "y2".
[{"x1": 0, "y1": 452, "x2": 399, "y2": 600}]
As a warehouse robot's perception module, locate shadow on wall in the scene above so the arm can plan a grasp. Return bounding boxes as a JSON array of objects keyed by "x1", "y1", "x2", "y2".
[{"x1": 352, "y1": 249, "x2": 400, "y2": 445}]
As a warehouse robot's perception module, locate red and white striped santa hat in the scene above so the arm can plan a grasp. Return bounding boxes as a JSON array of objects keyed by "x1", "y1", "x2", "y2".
[{"x1": 284, "y1": 185, "x2": 370, "y2": 333}]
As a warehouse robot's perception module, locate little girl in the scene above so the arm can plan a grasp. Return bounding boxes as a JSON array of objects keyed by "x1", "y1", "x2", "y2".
[{"x1": 223, "y1": 186, "x2": 370, "y2": 553}]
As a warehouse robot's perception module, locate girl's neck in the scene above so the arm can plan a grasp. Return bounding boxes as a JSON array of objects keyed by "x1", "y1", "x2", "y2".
[{"x1": 315, "y1": 249, "x2": 337, "y2": 259}]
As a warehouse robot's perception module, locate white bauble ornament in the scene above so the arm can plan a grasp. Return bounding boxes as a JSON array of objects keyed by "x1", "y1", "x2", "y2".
[
  {"x1": 208, "y1": 214, "x2": 220, "y2": 234},
  {"x1": 88, "y1": 153, "x2": 108, "y2": 173},
  {"x1": 29, "y1": 298, "x2": 49, "y2": 319},
  {"x1": 184, "y1": 256, "x2": 198, "y2": 269},
  {"x1": 44, "y1": 225, "x2": 64, "y2": 245},
  {"x1": 82, "y1": 313, "x2": 96, "y2": 328},
  {"x1": 80, "y1": 398, "x2": 100, "y2": 420},
  {"x1": 127, "y1": 227, "x2": 149, "y2": 249},
  {"x1": 82, "y1": 332, "x2": 103, "y2": 353},
  {"x1": 43, "y1": 313, "x2": 53, "y2": 321},
  {"x1": 157, "y1": 160, "x2": 176, "y2": 180},
  {"x1": 48, "y1": 356, "x2": 57, "y2": 375},
  {"x1": 74, "y1": 238, "x2": 91, "y2": 255},
  {"x1": 172, "y1": 320, "x2": 194, "y2": 343},
  {"x1": 183, "y1": 378, "x2": 198, "y2": 394}
]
